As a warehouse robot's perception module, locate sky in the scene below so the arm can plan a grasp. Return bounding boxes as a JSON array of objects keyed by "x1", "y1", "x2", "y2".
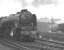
[{"x1": 0, "y1": 0, "x2": 64, "y2": 20}]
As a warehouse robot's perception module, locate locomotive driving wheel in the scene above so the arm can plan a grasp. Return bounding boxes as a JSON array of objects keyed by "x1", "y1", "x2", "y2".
[{"x1": 13, "y1": 28, "x2": 21, "y2": 41}]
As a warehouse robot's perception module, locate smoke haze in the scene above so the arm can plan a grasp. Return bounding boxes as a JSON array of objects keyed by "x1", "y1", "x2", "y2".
[{"x1": 0, "y1": 0, "x2": 64, "y2": 19}]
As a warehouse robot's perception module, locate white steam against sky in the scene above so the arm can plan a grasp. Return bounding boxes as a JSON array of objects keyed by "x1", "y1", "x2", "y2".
[{"x1": 0, "y1": 0, "x2": 64, "y2": 19}]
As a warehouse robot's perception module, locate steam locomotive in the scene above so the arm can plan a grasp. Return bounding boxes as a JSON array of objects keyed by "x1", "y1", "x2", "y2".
[{"x1": 0, "y1": 9, "x2": 40, "y2": 42}]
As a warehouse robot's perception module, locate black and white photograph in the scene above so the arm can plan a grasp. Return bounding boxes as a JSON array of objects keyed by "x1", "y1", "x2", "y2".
[{"x1": 0, "y1": 0, "x2": 64, "y2": 50}]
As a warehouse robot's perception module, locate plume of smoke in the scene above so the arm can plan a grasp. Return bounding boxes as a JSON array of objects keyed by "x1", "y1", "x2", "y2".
[
  {"x1": 21, "y1": 0, "x2": 34, "y2": 8},
  {"x1": 19, "y1": 0, "x2": 57, "y2": 8},
  {"x1": 32, "y1": 0, "x2": 57, "y2": 7},
  {"x1": 21, "y1": 0, "x2": 27, "y2": 8}
]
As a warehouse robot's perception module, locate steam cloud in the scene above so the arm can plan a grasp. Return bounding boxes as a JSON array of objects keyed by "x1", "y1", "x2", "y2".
[
  {"x1": 20, "y1": 0, "x2": 57, "y2": 8},
  {"x1": 32, "y1": 0, "x2": 57, "y2": 7},
  {"x1": 1, "y1": 0, "x2": 64, "y2": 19}
]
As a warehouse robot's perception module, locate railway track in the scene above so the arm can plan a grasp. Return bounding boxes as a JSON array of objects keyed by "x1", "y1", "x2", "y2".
[
  {"x1": 0, "y1": 39, "x2": 32, "y2": 50},
  {"x1": 37, "y1": 38, "x2": 64, "y2": 46},
  {"x1": 35, "y1": 39, "x2": 64, "y2": 49},
  {"x1": 5, "y1": 38, "x2": 64, "y2": 50},
  {"x1": 2, "y1": 39, "x2": 44, "y2": 50},
  {"x1": 0, "y1": 38, "x2": 64, "y2": 50}
]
